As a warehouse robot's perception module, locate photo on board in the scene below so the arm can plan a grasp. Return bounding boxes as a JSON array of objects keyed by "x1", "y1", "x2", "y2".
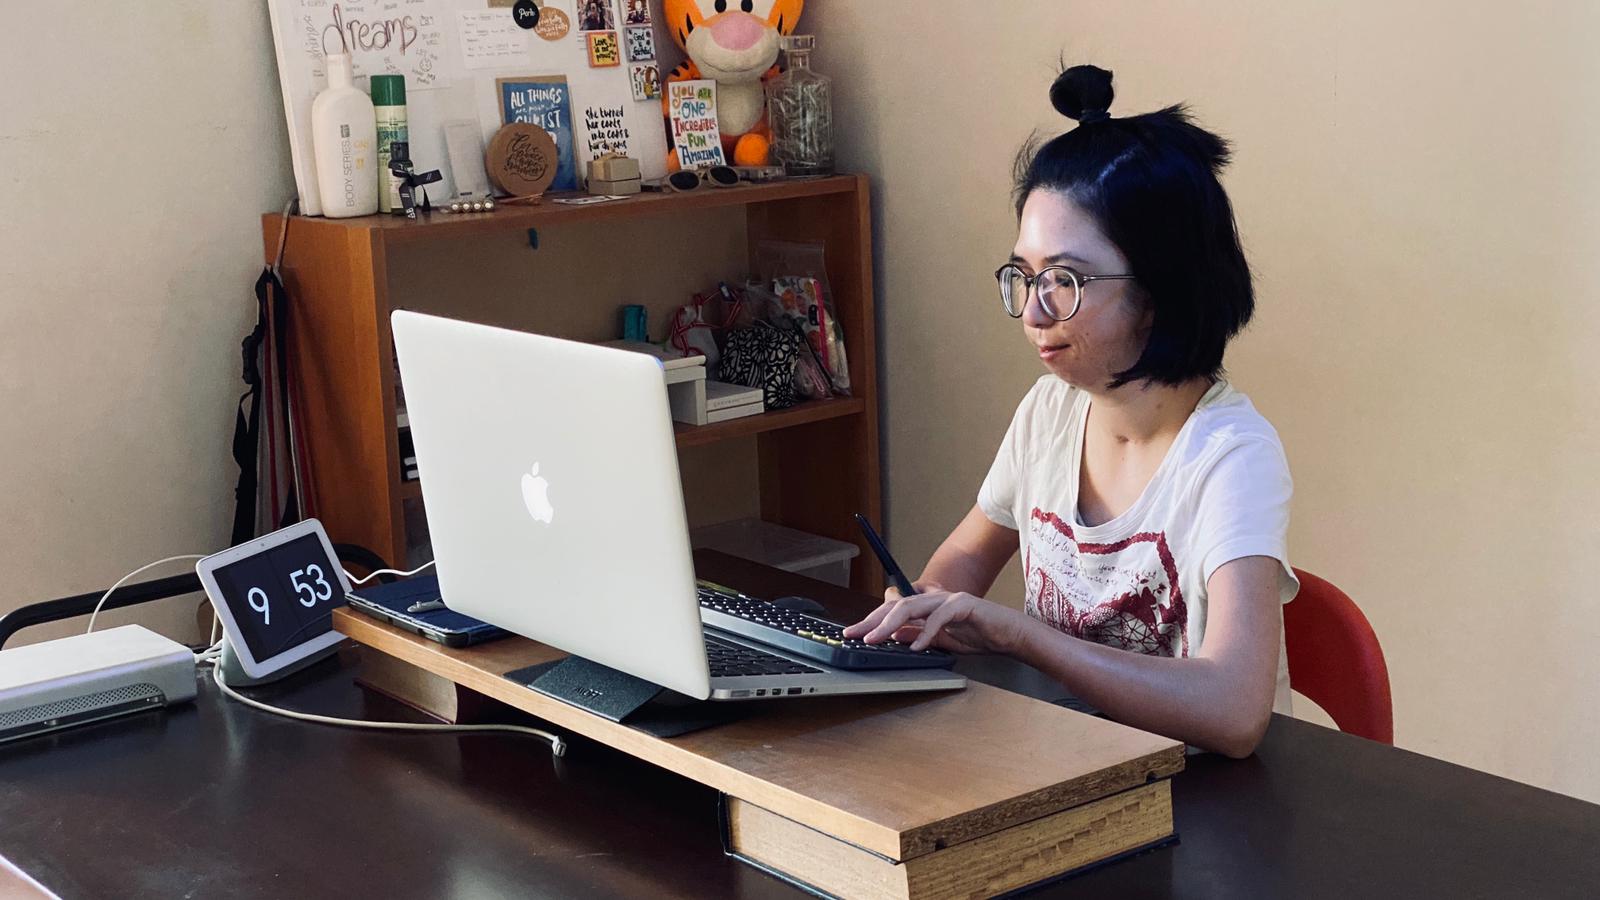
[{"x1": 578, "y1": 0, "x2": 617, "y2": 32}]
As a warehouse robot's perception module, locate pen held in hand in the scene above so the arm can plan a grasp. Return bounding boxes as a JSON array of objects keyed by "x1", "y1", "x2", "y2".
[{"x1": 853, "y1": 513, "x2": 918, "y2": 599}]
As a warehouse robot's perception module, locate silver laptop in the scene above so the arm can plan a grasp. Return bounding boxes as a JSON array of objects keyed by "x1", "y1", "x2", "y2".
[{"x1": 390, "y1": 310, "x2": 965, "y2": 704}]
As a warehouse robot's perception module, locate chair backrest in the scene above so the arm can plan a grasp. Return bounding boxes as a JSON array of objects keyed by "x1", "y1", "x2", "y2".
[
  {"x1": 1284, "y1": 568, "x2": 1394, "y2": 744},
  {"x1": 0, "y1": 574, "x2": 203, "y2": 650}
]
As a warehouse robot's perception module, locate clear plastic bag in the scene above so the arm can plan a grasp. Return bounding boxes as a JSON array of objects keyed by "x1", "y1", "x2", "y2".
[
  {"x1": 755, "y1": 241, "x2": 851, "y2": 395},
  {"x1": 740, "y1": 281, "x2": 833, "y2": 401}
]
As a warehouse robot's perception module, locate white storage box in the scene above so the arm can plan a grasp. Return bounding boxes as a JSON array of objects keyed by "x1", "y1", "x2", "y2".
[
  {"x1": 601, "y1": 340, "x2": 708, "y2": 425},
  {"x1": 690, "y1": 518, "x2": 860, "y2": 587}
]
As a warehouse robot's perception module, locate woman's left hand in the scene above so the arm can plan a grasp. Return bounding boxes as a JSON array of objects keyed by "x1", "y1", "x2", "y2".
[{"x1": 842, "y1": 588, "x2": 1031, "y2": 655}]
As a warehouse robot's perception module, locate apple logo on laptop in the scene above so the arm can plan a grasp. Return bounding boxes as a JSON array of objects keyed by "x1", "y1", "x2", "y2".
[{"x1": 521, "y1": 463, "x2": 554, "y2": 524}]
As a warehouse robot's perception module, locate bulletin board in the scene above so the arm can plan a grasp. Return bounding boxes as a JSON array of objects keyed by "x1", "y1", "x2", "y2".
[{"x1": 266, "y1": 0, "x2": 667, "y2": 215}]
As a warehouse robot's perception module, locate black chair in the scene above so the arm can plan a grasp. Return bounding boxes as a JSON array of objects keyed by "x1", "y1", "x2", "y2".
[{"x1": 0, "y1": 543, "x2": 395, "y2": 649}]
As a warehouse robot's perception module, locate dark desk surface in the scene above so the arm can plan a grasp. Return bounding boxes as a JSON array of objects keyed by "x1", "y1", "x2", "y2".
[{"x1": 4, "y1": 555, "x2": 1598, "y2": 899}]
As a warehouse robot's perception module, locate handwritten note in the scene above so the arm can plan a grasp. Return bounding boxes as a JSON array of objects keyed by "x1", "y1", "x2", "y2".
[
  {"x1": 457, "y1": 9, "x2": 530, "y2": 70},
  {"x1": 297, "y1": 0, "x2": 447, "y2": 89},
  {"x1": 668, "y1": 79, "x2": 726, "y2": 169},
  {"x1": 582, "y1": 103, "x2": 632, "y2": 158}
]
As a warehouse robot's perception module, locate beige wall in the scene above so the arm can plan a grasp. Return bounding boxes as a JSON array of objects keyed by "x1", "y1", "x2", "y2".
[
  {"x1": 811, "y1": 0, "x2": 1600, "y2": 802},
  {"x1": 0, "y1": 3, "x2": 293, "y2": 642}
]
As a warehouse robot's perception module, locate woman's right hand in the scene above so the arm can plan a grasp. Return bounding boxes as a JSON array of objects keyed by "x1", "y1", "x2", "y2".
[{"x1": 842, "y1": 582, "x2": 1029, "y2": 656}]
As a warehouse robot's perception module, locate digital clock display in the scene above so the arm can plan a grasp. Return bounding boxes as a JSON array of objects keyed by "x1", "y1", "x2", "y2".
[{"x1": 209, "y1": 533, "x2": 345, "y2": 663}]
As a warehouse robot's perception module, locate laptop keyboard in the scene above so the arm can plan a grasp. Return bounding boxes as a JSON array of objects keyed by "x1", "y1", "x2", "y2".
[{"x1": 704, "y1": 634, "x2": 822, "y2": 678}]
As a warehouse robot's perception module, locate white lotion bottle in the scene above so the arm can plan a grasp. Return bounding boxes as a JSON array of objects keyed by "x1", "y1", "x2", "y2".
[{"x1": 311, "y1": 53, "x2": 378, "y2": 218}]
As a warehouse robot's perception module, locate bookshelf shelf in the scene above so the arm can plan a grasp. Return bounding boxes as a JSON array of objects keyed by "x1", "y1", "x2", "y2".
[
  {"x1": 673, "y1": 397, "x2": 865, "y2": 449},
  {"x1": 294, "y1": 177, "x2": 860, "y2": 243}
]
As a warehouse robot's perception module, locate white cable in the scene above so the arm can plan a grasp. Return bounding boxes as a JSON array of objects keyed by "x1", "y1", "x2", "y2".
[
  {"x1": 206, "y1": 662, "x2": 566, "y2": 756},
  {"x1": 195, "y1": 639, "x2": 224, "y2": 664},
  {"x1": 85, "y1": 554, "x2": 208, "y2": 635},
  {"x1": 87, "y1": 552, "x2": 558, "y2": 752},
  {"x1": 346, "y1": 560, "x2": 436, "y2": 586}
]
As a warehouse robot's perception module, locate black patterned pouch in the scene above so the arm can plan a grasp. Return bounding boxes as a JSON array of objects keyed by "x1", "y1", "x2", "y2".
[{"x1": 719, "y1": 321, "x2": 801, "y2": 410}]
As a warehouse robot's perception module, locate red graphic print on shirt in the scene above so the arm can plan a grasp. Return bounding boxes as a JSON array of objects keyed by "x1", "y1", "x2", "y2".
[{"x1": 1024, "y1": 508, "x2": 1190, "y2": 657}]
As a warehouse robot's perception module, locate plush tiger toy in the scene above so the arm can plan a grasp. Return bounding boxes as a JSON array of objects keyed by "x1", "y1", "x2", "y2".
[{"x1": 661, "y1": 0, "x2": 804, "y2": 169}]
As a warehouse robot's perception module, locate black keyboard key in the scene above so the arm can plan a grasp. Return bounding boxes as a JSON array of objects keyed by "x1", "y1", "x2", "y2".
[{"x1": 704, "y1": 634, "x2": 821, "y2": 679}]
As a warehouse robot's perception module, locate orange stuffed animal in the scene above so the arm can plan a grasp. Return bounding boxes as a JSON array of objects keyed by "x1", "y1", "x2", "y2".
[{"x1": 662, "y1": 0, "x2": 804, "y2": 169}]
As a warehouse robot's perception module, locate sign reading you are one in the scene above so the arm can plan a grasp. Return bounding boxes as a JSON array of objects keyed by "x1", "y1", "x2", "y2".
[{"x1": 667, "y1": 79, "x2": 726, "y2": 169}]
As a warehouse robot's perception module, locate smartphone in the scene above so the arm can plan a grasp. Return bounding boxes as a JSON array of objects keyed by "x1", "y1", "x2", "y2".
[{"x1": 344, "y1": 575, "x2": 507, "y2": 648}]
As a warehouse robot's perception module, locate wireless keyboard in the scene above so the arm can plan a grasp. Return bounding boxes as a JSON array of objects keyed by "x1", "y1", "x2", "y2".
[{"x1": 697, "y1": 584, "x2": 956, "y2": 671}]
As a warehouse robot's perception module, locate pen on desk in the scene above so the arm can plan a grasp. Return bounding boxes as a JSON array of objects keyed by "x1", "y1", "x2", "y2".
[
  {"x1": 407, "y1": 598, "x2": 447, "y2": 613},
  {"x1": 853, "y1": 513, "x2": 918, "y2": 599}
]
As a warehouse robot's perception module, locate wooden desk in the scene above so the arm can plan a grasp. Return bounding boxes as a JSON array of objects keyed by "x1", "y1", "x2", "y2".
[
  {"x1": 328, "y1": 553, "x2": 1184, "y2": 897},
  {"x1": 3, "y1": 559, "x2": 1599, "y2": 898}
]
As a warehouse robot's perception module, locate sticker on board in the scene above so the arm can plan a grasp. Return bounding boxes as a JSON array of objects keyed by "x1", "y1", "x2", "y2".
[
  {"x1": 588, "y1": 30, "x2": 622, "y2": 67},
  {"x1": 624, "y1": 25, "x2": 655, "y2": 62},
  {"x1": 630, "y1": 62, "x2": 661, "y2": 100},
  {"x1": 536, "y1": 5, "x2": 572, "y2": 40}
]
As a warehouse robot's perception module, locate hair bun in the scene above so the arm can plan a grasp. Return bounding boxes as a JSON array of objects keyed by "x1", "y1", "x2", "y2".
[{"x1": 1051, "y1": 65, "x2": 1115, "y2": 124}]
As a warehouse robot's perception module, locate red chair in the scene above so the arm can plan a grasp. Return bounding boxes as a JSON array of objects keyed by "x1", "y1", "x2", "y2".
[{"x1": 1283, "y1": 568, "x2": 1393, "y2": 744}]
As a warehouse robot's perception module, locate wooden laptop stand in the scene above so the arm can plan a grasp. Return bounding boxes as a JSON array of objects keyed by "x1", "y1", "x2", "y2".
[{"x1": 335, "y1": 599, "x2": 1184, "y2": 899}]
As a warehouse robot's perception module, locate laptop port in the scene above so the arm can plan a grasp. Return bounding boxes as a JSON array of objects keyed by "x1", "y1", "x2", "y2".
[
  {"x1": 755, "y1": 689, "x2": 766, "y2": 697},
  {"x1": 787, "y1": 688, "x2": 803, "y2": 695}
]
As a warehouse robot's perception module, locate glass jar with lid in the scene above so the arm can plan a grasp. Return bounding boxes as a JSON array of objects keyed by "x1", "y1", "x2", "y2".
[{"x1": 765, "y1": 35, "x2": 834, "y2": 176}]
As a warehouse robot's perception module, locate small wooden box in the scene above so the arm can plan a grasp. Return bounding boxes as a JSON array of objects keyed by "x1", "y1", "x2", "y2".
[
  {"x1": 588, "y1": 176, "x2": 642, "y2": 195},
  {"x1": 588, "y1": 155, "x2": 642, "y2": 182}
]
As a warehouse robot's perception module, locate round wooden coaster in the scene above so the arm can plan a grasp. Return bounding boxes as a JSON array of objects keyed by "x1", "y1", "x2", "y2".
[{"x1": 485, "y1": 123, "x2": 559, "y2": 199}]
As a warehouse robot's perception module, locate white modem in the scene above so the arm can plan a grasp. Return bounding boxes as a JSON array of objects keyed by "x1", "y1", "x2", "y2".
[{"x1": 0, "y1": 625, "x2": 196, "y2": 744}]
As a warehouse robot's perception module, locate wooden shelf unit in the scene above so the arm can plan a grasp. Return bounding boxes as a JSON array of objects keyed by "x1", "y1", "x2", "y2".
[{"x1": 262, "y1": 176, "x2": 884, "y2": 593}]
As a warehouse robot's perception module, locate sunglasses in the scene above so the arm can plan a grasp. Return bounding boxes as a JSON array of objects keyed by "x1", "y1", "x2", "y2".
[{"x1": 665, "y1": 165, "x2": 740, "y2": 192}]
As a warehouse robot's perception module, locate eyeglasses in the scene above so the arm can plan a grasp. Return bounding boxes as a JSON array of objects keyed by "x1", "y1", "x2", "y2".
[
  {"x1": 994, "y1": 263, "x2": 1136, "y2": 321},
  {"x1": 665, "y1": 165, "x2": 739, "y2": 192}
]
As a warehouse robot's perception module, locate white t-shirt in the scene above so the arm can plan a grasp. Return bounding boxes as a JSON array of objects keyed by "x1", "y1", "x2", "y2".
[{"x1": 978, "y1": 376, "x2": 1299, "y2": 713}]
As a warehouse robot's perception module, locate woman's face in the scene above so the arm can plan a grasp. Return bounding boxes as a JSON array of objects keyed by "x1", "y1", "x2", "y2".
[{"x1": 1010, "y1": 190, "x2": 1150, "y2": 389}]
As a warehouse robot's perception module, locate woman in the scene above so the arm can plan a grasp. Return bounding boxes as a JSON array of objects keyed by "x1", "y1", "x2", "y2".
[{"x1": 844, "y1": 66, "x2": 1297, "y2": 758}]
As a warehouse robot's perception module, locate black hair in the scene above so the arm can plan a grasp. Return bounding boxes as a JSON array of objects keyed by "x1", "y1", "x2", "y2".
[{"x1": 1014, "y1": 64, "x2": 1254, "y2": 389}]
